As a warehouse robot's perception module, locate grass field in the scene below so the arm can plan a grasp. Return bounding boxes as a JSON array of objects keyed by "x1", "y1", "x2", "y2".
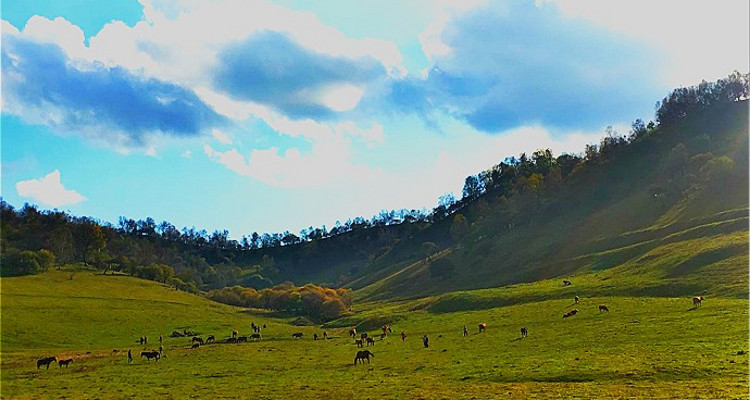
[{"x1": 1, "y1": 268, "x2": 748, "y2": 399}]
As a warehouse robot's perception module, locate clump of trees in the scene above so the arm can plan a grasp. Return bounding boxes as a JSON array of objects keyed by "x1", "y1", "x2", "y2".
[{"x1": 206, "y1": 283, "x2": 353, "y2": 322}]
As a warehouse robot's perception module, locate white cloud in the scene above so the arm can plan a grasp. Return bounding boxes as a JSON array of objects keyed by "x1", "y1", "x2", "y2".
[
  {"x1": 542, "y1": 0, "x2": 750, "y2": 86},
  {"x1": 211, "y1": 129, "x2": 233, "y2": 145},
  {"x1": 16, "y1": 170, "x2": 87, "y2": 207},
  {"x1": 204, "y1": 135, "x2": 379, "y2": 188}
]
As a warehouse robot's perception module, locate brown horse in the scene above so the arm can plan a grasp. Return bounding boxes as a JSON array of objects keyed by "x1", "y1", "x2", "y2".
[
  {"x1": 478, "y1": 323, "x2": 487, "y2": 333},
  {"x1": 563, "y1": 309, "x2": 579, "y2": 318},
  {"x1": 355, "y1": 339, "x2": 364, "y2": 348},
  {"x1": 58, "y1": 358, "x2": 73, "y2": 368},
  {"x1": 36, "y1": 356, "x2": 57, "y2": 369},
  {"x1": 366, "y1": 337, "x2": 375, "y2": 346},
  {"x1": 693, "y1": 296, "x2": 704, "y2": 307},
  {"x1": 354, "y1": 350, "x2": 374, "y2": 364}
]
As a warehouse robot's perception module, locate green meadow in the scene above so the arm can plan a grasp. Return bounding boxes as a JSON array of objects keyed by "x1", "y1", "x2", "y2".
[{"x1": 1, "y1": 268, "x2": 747, "y2": 399}]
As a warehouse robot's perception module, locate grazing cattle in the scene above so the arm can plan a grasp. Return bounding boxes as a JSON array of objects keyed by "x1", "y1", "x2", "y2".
[
  {"x1": 354, "y1": 350, "x2": 374, "y2": 364},
  {"x1": 323, "y1": 331, "x2": 328, "y2": 340},
  {"x1": 249, "y1": 333, "x2": 261, "y2": 340},
  {"x1": 574, "y1": 295, "x2": 579, "y2": 304},
  {"x1": 141, "y1": 351, "x2": 160, "y2": 362},
  {"x1": 206, "y1": 335, "x2": 215, "y2": 344},
  {"x1": 349, "y1": 328, "x2": 357, "y2": 338},
  {"x1": 521, "y1": 327, "x2": 528, "y2": 337},
  {"x1": 693, "y1": 296, "x2": 704, "y2": 307},
  {"x1": 361, "y1": 333, "x2": 368, "y2": 340},
  {"x1": 599, "y1": 305, "x2": 609, "y2": 312},
  {"x1": 170, "y1": 331, "x2": 184, "y2": 338},
  {"x1": 366, "y1": 337, "x2": 375, "y2": 346},
  {"x1": 381, "y1": 324, "x2": 392, "y2": 335},
  {"x1": 478, "y1": 323, "x2": 487, "y2": 333},
  {"x1": 314, "y1": 333, "x2": 319, "y2": 341},
  {"x1": 380, "y1": 333, "x2": 387, "y2": 340},
  {"x1": 292, "y1": 333, "x2": 304, "y2": 339},
  {"x1": 237, "y1": 336, "x2": 248, "y2": 343},
  {"x1": 463, "y1": 326, "x2": 468, "y2": 337},
  {"x1": 191, "y1": 343, "x2": 200, "y2": 349},
  {"x1": 562, "y1": 280, "x2": 572, "y2": 286},
  {"x1": 563, "y1": 309, "x2": 579, "y2": 318},
  {"x1": 225, "y1": 337, "x2": 237, "y2": 343},
  {"x1": 355, "y1": 339, "x2": 364, "y2": 348},
  {"x1": 401, "y1": 331, "x2": 406, "y2": 342},
  {"x1": 423, "y1": 335, "x2": 429, "y2": 348},
  {"x1": 37, "y1": 356, "x2": 57, "y2": 369},
  {"x1": 192, "y1": 337, "x2": 204, "y2": 345}
]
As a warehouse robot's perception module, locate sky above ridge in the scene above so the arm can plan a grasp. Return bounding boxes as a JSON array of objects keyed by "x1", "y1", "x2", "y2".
[{"x1": 1, "y1": 0, "x2": 748, "y2": 238}]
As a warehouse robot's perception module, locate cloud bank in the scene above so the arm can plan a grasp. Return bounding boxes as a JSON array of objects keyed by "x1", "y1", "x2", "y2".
[{"x1": 16, "y1": 170, "x2": 87, "y2": 207}]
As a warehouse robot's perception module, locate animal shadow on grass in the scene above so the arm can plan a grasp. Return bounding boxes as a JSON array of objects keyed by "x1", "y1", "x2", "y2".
[
  {"x1": 509, "y1": 337, "x2": 524, "y2": 342},
  {"x1": 686, "y1": 306, "x2": 699, "y2": 312}
]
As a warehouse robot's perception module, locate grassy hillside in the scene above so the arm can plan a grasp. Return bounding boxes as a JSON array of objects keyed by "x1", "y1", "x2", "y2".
[
  {"x1": 354, "y1": 101, "x2": 749, "y2": 300},
  {"x1": 1, "y1": 269, "x2": 747, "y2": 399}
]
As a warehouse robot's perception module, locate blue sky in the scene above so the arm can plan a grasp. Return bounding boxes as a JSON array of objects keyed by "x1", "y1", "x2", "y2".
[{"x1": 1, "y1": 0, "x2": 748, "y2": 238}]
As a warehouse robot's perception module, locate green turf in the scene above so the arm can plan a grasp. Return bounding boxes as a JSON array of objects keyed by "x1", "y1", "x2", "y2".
[{"x1": 2, "y1": 269, "x2": 748, "y2": 399}]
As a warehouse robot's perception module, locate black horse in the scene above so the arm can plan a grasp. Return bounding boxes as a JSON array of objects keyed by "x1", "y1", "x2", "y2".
[
  {"x1": 354, "y1": 350, "x2": 374, "y2": 364},
  {"x1": 141, "y1": 351, "x2": 160, "y2": 362},
  {"x1": 37, "y1": 356, "x2": 57, "y2": 369}
]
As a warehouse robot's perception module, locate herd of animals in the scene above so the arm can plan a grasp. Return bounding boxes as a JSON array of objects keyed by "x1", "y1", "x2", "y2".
[{"x1": 33, "y1": 286, "x2": 707, "y2": 369}]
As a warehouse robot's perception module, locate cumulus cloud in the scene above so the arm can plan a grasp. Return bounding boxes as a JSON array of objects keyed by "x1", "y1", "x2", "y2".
[
  {"x1": 1, "y1": 32, "x2": 225, "y2": 149},
  {"x1": 16, "y1": 170, "x2": 87, "y2": 207},
  {"x1": 396, "y1": 0, "x2": 665, "y2": 132}
]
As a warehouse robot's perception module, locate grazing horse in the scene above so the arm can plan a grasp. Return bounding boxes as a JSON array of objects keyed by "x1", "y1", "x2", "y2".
[
  {"x1": 314, "y1": 333, "x2": 319, "y2": 341},
  {"x1": 141, "y1": 351, "x2": 160, "y2": 362},
  {"x1": 599, "y1": 305, "x2": 609, "y2": 312},
  {"x1": 206, "y1": 335, "x2": 215, "y2": 344},
  {"x1": 191, "y1": 343, "x2": 200, "y2": 349},
  {"x1": 37, "y1": 356, "x2": 57, "y2": 369},
  {"x1": 478, "y1": 323, "x2": 487, "y2": 333},
  {"x1": 366, "y1": 337, "x2": 375, "y2": 346},
  {"x1": 249, "y1": 333, "x2": 261, "y2": 340},
  {"x1": 323, "y1": 331, "x2": 328, "y2": 339},
  {"x1": 401, "y1": 331, "x2": 406, "y2": 342},
  {"x1": 574, "y1": 295, "x2": 579, "y2": 304},
  {"x1": 355, "y1": 339, "x2": 364, "y2": 348},
  {"x1": 693, "y1": 296, "x2": 704, "y2": 307},
  {"x1": 292, "y1": 332, "x2": 304, "y2": 339},
  {"x1": 192, "y1": 337, "x2": 204, "y2": 345},
  {"x1": 521, "y1": 327, "x2": 528, "y2": 337},
  {"x1": 381, "y1": 324, "x2": 392, "y2": 335},
  {"x1": 58, "y1": 358, "x2": 73, "y2": 368},
  {"x1": 354, "y1": 350, "x2": 374, "y2": 364},
  {"x1": 349, "y1": 328, "x2": 357, "y2": 338},
  {"x1": 563, "y1": 309, "x2": 579, "y2": 318}
]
